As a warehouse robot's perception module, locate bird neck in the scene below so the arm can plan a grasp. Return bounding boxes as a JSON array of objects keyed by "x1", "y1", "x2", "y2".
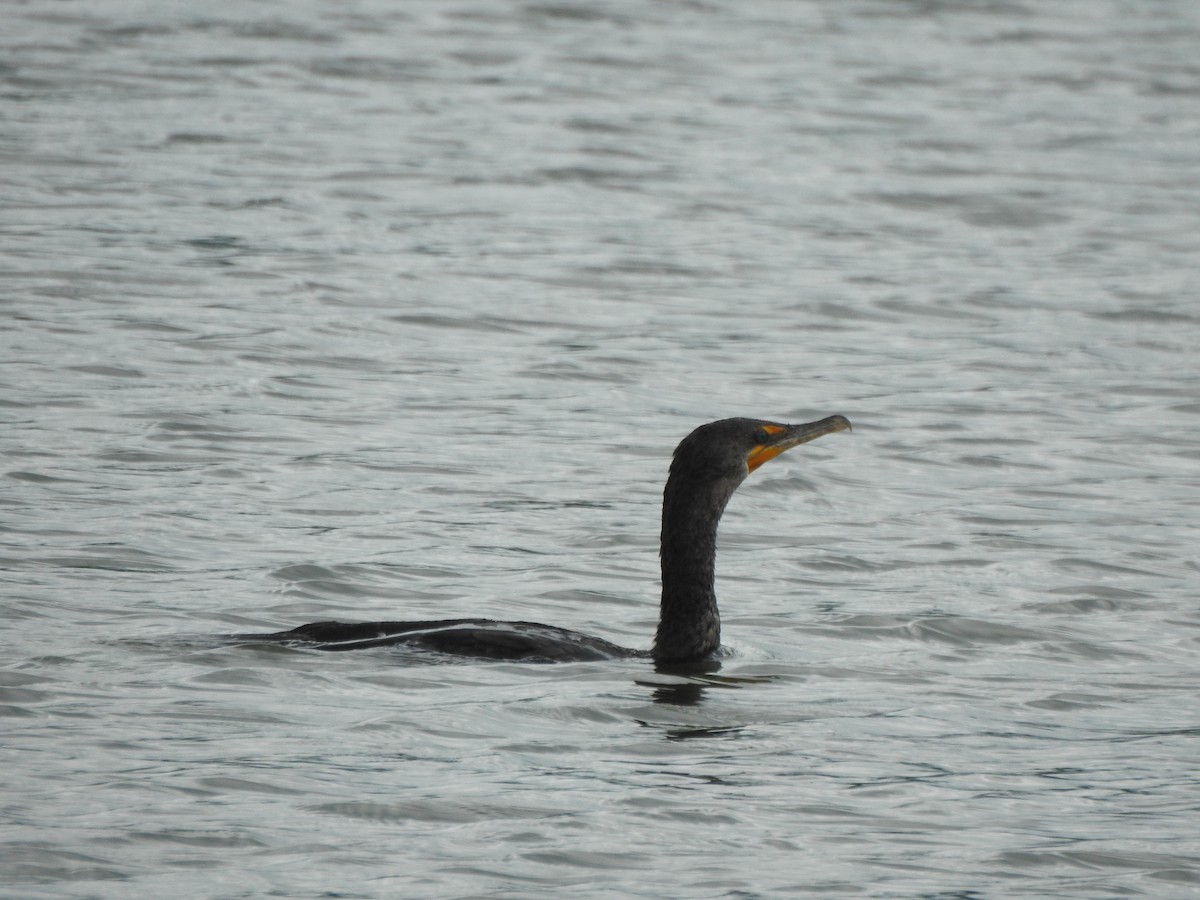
[{"x1": 653, "y1": 471, "x2": 735, "y2": 663}]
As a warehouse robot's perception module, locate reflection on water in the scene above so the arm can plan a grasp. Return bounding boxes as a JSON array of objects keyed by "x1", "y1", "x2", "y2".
[{"x1": 3, "y1": 0, "x2": 1199, "y2": 896}]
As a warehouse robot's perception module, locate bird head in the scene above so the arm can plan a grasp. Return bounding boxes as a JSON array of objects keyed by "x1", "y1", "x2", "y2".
[{"x1": 670, "y1": 415, "x2": 852, "y2": 492}]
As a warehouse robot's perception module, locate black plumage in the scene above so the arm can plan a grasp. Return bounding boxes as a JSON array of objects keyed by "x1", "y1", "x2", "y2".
[{"x1": 238, "y1": 415, "x2": 850, "y2": 664}]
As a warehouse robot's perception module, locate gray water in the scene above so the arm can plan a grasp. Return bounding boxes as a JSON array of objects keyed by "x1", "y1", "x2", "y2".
[{"x1": 3, "y1": 1, "x2": 1199, "y2": 897}]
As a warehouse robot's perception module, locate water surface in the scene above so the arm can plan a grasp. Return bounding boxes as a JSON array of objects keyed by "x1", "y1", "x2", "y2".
[{"x1": 3, "y1": 1, "x2": 1199, "y2": 897}]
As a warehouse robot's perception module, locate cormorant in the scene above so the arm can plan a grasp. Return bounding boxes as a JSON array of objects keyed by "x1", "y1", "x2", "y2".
[{"x1": 238, "y1": 415, "x2": 850, "y2": 664}]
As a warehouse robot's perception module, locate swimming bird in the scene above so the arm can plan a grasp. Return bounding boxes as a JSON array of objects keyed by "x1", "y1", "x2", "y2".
[{"x1": 240, "y1": 415, "x2": 850, "y2": 664}]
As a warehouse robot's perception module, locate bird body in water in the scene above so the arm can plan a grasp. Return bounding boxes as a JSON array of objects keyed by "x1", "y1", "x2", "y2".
[{"x1": 240, "y1": 415, "x2": 850, "y2": 664}]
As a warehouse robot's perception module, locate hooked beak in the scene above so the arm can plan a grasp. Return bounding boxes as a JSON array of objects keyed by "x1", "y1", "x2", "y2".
[{"x1": 746, "y1": 415, "x2": 852, "y2": 473}]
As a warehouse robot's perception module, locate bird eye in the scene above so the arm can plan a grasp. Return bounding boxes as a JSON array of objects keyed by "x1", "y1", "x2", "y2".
[{"x1": 753, "y1": 428, "x2": 769, "y2": 444}]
